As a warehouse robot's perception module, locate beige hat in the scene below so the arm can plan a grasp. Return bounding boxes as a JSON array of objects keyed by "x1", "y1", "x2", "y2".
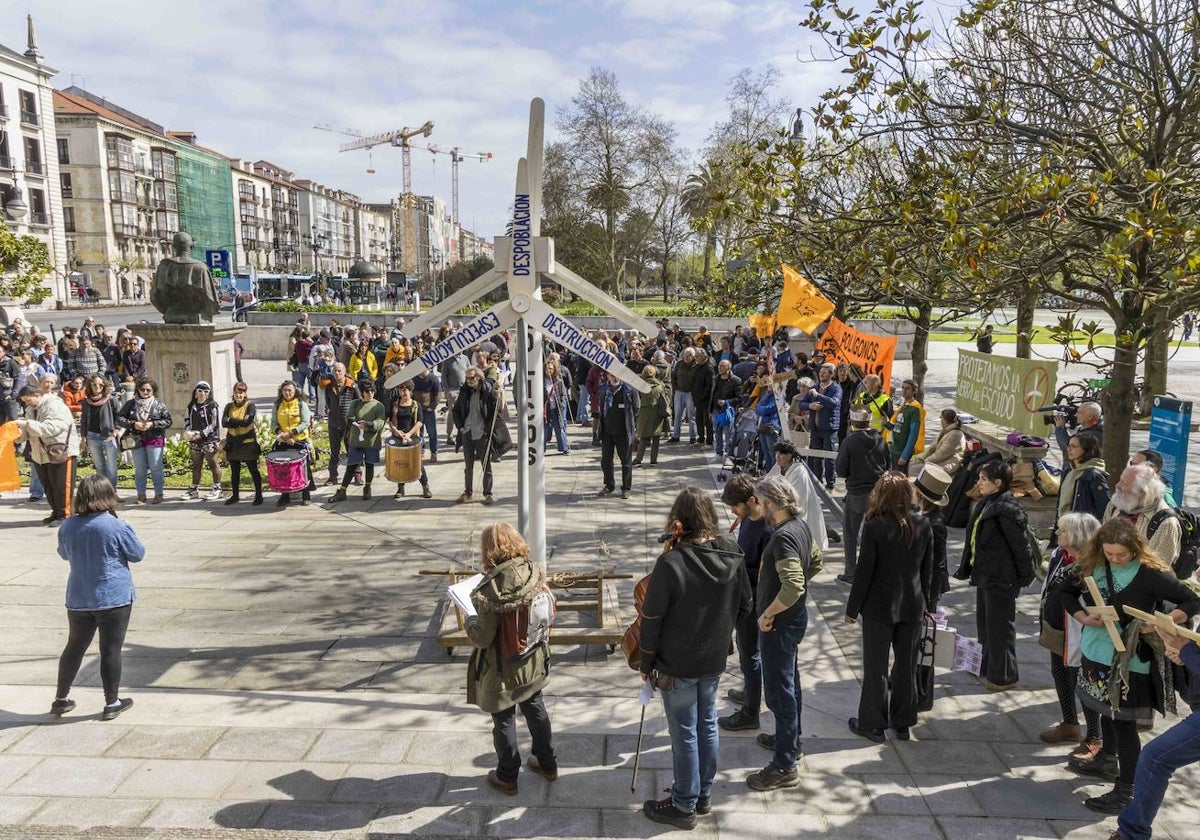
[{"x1": 912, "y1": 463, "x2": 952, "y2": 507}]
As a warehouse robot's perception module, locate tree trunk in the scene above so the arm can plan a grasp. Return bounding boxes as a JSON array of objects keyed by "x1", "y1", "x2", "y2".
[
  {"x1": 701, "y1": 233, "x2": 714, "y2": 281},
  {"x1": 910, "y1": 303, "x2": 932, "y2": 393},
  {"x1": 1102, "y1": 332, "x2": 1137, "y2": 472},
  {"x1": 1142, "y1": 306, "x2": 1170, "y2": 411},
  {"x1": 1014, "y1": 281, "x2": 1038, "y2": 360}
]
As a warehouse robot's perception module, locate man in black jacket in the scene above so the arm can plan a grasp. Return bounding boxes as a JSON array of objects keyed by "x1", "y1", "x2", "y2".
[
  {"x1": 639, "y1": 487, "x2": 752, "y2": 829},
  {"x1": 452, "y1": 367, "x2": 499, "y2": 504},
  {"x1": 835, "y1": 407, "x2": 890, "y2": 584},
  {"x1": 323, "y1": 363, "x2": 361, "y2": 486},
  {"x1": 710, "y1": 359, "x2": 742, "y2": 459},
  {"x1": 598, "y1": 372, "x2": 640, "y2": 499},
  {"x1": 690, "y1": 349, "x2": 715, "y2": 448}
]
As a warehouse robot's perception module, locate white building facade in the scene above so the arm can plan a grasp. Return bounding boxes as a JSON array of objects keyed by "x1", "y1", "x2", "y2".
[{"x1": 0, "y1": 16, "x2": 68, "y2": 303}]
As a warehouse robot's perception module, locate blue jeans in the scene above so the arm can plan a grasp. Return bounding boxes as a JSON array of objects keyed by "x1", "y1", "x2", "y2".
[
  {"x1": 131, "y1": 444, "x2": 165, "y2": 497},
  {"x1": 420, "y1": 407, "x2": 439, "y2": 455},
  {"x1": 735, "y1": 605, "x2": 762, "y2": 715},
  {"x1": 545, "y1": 409, "x2": 568, "y2": 454},
  {"x1": 576, "y1": 389, "x2": 590, "y2": 423},
  {"x1": 27, "y1": 457, "x2": 44, "y2": 499},
  {"x1": 808, "y1": 430, "x2": 836, "y2": 486},
  {"x1": 759, "y1": 606, "x2": 807, "y2": 771},
  {"x1": 86, "y1": 432, "x2": 119, "y2": 487},
  {"x1": 714, "y1": 416, "x2": 730, "y2": 458},
  {"x1": 672, "y1": 392, "x2": 695, "y2": 440},
  {"x1": 1118, "y1": 711, "x2": 1200, "y2": 840},
  {"x1": 758, "y1": 428, "x2": 779, "y2": 471},
  {"x1": 659, "y1": 674, "x2": 720, "y2": 813},
  {"x1": 293, "y1": 363, "x2": 312, "y2": 398}
]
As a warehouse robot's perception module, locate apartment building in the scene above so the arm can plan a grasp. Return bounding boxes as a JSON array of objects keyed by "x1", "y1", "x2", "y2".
[
  {"x1": 54, "y1": 88, "x2": 234, "y2": 303},
  {"x1": 0, "y1": 16, "x2": 68, "y2": 302}
]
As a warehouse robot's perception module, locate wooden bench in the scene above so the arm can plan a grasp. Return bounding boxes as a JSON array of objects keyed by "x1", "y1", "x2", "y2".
[
  {"x1": 960, "y1": 420, "x2": 1059, "y2": 538},
  {"x1": 420, "y1": 568, "x2": 632, "y2": 658}
]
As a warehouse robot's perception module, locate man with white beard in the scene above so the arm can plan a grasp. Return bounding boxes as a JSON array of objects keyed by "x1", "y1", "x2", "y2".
[{"x1": 1103, "y1": 464, "x2": 1181, "y2": 565}]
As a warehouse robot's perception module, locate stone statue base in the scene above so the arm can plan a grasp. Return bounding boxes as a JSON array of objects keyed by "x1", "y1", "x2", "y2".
[{"x1": 137, "y1": 323, "x2": 243, "y2": 429}]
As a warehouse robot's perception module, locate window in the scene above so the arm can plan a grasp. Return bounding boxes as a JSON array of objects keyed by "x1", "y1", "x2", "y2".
[
  {"x1": 63, "y1": 207, "x2": 75, "y2": 232},
  {"x1": 18, "y1": 90, "x2": 37, "y2": 125},
  {"x1": 0, "y1": 133, "x2": 9, "y2": 169},
  {"x1": 105, "y1": 135, "x2": 134, "y2": 171},
  {"x1": 57, "y1": 138, "x2": 70, "y2": 164},
  {"x1": 28, "y1": 188, "x2": 47, "y2": 225},
  {"x1": 112, "y1": 203, "x2": 138, "y2": 234},
  {"x1": 23, "y1": 137, "x2": 43, "y2": 175},
  {"x1": 108, "y1": 170, "x2": 136, "y2": 203},
  {"x1": 151, "y1": 149, "x2": 176, "y2": 180},
  {"x1": 0, "y1": 85, "x2": 6, "y2": 118},
  {"x1": 153, "y1": 180, "x2": 177, "y2": 210},
  {"x1": 155, "y1": 209, "x2": 178, "y2": 239},
  {"x1": 61, "y1": 173, "x2": 72, "y2": 197}
]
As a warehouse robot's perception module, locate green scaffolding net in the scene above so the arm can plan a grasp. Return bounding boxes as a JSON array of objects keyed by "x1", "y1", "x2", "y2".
[{"x1": 175, "y1": 145, "x2": 234, "y2": 260}]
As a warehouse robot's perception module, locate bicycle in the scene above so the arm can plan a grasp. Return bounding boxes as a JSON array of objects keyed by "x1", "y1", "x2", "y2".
[{"x1": 1052, "y1": 377, "x2": 1175, "y2": 417}]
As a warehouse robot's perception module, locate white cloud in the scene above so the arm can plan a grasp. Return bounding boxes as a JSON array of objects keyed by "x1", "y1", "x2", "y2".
[{"x1": 7, "y1": 0, "x2": 865, "y2": 237}]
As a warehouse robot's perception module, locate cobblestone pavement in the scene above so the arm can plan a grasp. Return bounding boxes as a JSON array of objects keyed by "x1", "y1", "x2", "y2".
[{"x1": 1, "y1": 355, "x2": 1197, "y2": 839}]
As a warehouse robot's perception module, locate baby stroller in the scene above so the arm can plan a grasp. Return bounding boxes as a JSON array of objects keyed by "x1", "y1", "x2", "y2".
[{"x1": 718, "y1": 407, "x2": 762, "y2": 482}]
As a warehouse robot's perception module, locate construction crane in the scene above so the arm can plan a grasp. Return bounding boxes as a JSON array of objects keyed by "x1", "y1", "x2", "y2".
[
  {"x1": 419, "y1": 145, "x2": 494, "y2": 232},
  {"x1": 339, "y1": 121, "x2": 434, "y2": 196}
]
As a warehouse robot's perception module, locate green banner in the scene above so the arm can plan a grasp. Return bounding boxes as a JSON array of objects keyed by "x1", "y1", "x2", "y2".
[{"x1": 955, "y1": 350, "x2": 1059, "y2": 436}]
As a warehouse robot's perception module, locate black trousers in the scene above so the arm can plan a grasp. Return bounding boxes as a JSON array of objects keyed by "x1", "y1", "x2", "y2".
[
  {"x1": 35, "y1": 457, "x2": 76, "y2": 520},
  {"x1": 491, "y1": 690, "x2": 557, "y2": 783},
  {"x1": 976, "y1": 584, "x2": 1019, "y2": 686},
  {"x1": 1101, "y1": 716, "x2": 1142, "y2": 784},
  {"x1": 229, "y1": 460, "x2": 263, "y2": 498},
  {"x1": 858, "y1": 617, "x2": 920, "y2": 731},
  {"x1": 57, "y1": 604, "x2": 132, "y2": 704},
  {"x1": 695, "y1": 405, "x2": 713, "y2": 445},
  {"x1": 327, "y1": 425, "x2": 349, "y2": 480},
  {"x1": 463, "y1": 433, "x2": 493, "y2": 495},
  {"x1": 601, "y1": 431, "x2": 632, "y2": 492},
  {"x1": 735, "y1": 603, "x2": 762, "y2": 716}
]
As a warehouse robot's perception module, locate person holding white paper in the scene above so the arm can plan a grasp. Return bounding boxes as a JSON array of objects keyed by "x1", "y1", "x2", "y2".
[{"x1": 465, "y1": 523, "x2": 557, "y2": 797}]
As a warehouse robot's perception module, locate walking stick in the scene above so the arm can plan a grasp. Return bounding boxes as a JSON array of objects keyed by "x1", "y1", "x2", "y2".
[{"x1": 631, "y1": 703, "x2": 647, "y2": 792}]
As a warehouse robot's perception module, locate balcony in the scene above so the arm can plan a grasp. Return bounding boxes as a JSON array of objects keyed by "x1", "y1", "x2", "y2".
[
  {"x1": 155, "y1": 228, "x2": 176, "y2": 240},
  {"x1": 0, "y1": 102, "x2": 7, "y2": 119},
  {"x1": 0, "y1": 155, "x2": 12, "y2": 170},
  {"x1": 240, "y1": 214, "x2": 259, "y2": 226},
  {"x1": 61, "y1": 186, "x2": 72, "y2": 198},
  {"x1": 25, "y1": 160, "x2": 45, "y2": 176},
  {"x1": 111, "y1": 190, "x2": 137, "y2": 204},
  {"x1": 154, "y1": 198, "x2": 178, "y2": 211},
  {"x1": 29, "y1": 212, "x2": 49, "y2": 227},
  {"x1": 20, "y1": 110, "x2": 38, "y2": 127}
]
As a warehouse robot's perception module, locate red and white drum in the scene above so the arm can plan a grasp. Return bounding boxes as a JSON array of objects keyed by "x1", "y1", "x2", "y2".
[{"x1": 266, "y1": 450, "x2": 308, "y2": 493}]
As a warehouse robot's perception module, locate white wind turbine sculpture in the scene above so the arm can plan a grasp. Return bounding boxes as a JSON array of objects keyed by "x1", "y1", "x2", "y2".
[{"x1": 385, "y1": 98, "x2": 655, "y2": 565}]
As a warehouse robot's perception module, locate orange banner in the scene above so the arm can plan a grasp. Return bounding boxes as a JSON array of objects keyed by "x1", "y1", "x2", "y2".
[
  {"x1": 777, "y1": 263, "x2": 835, "y2": 334},
  {"x1": 0, "y1": 422, "x2": 21, "y2": 493},
  {"x1": 747, "y1": 314, "x2": 777, "y2": 341},
  {"x1": 816, "y1": 317, "x2": 897, "y2": 387}
]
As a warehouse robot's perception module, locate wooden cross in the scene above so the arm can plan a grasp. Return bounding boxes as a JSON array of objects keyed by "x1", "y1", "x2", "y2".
[
  {"x1": 1084, "y1": 577, "x2": 1127, "y2": 653},
  {"x1": 1120, "y1": 604, "x2": 1200, "y2": 645}
]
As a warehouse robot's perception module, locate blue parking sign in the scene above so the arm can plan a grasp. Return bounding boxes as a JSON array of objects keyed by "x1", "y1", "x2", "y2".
[
  {"x1": 205, "y1": 249, "x2": 231, "y2": 281},
  {"x1": 1149, "y1": 396, "x2": 1192, "y2": 504}
]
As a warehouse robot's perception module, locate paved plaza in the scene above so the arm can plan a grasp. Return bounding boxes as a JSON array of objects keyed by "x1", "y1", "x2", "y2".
[{"x1": 1, "y1": 348, "x2": 1199, "y2": 839}]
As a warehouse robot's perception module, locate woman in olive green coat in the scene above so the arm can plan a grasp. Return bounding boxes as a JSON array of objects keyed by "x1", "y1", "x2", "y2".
[
  {"x1": 466, "y1": 522, "x2": 558, "y2": 795},
  {"x1": 633, "y1": 364, "x2": 669, "y2": 466},
  {"x1": 330, "y1": 381, "x2": 387, "y2": 502}
]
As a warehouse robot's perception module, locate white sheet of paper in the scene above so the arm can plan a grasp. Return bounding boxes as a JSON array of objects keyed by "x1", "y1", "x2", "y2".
[
  {"x1": 447, "y1": 573, "x2": 484, "y2": 618},
  {"x1": 639, "y1": 679, "x2": 654, "y2": 706}
]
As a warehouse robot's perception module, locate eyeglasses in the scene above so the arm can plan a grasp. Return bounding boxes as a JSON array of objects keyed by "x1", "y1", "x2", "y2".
[{"x1": 137, "y1": 387, "x2": 152, "y2": 393}]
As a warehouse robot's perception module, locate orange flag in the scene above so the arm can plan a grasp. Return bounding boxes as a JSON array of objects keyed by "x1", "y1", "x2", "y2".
[
  {"x1": 747, "y1": 313, "x2": 777, "y2": 340},
  {"x1": 777, "y1": 263, "x2": 835, "y2": 334}
]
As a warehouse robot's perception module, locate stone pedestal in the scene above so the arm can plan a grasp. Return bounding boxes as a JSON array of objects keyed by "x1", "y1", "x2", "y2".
[{"x1": 137, "y1": 323, "x2": 243, "y2": 429}]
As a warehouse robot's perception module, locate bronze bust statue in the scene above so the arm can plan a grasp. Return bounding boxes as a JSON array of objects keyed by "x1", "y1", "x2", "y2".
[{"x1": 151, "y1": 232, "x2": 221, "y2": 324}]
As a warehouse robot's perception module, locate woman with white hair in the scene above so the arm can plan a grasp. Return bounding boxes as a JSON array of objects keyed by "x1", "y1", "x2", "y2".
[{"x1": 1039, "y1": 512, "x2": 1103, "y2": 761}]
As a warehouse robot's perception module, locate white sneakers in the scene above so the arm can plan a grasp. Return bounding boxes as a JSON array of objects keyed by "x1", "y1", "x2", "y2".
[{"x1": 203, "y1": 487, "x2": 223, "y2": 502}]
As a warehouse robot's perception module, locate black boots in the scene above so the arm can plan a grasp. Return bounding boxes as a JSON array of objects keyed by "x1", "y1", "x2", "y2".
[{"x1": 1084, "y1": 780, "x2": 1133, "y2": 814}]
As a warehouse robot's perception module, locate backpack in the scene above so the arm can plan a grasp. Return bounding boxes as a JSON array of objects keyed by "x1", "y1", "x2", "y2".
[
  {"x1": 498, "y1": 585, "x2": 556, "y2": 663},
  {"x1": 1148, "y1": 508, "x2": 1200, "y2": 580}
]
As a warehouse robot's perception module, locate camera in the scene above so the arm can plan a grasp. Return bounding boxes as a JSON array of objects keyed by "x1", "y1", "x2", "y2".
[{"x1": 1040, "y1": 402, "x2": 1078, "y2": 427}]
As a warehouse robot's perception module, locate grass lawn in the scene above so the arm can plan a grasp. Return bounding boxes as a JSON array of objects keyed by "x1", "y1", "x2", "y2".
[{"x1": 929, "y1": 328, "x2": 1120, "y2": 346}]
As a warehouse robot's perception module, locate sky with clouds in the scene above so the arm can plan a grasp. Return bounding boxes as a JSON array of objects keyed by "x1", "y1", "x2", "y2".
[{"x1": 7, "y1": 0, "x2": 953, "y2": 240}]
